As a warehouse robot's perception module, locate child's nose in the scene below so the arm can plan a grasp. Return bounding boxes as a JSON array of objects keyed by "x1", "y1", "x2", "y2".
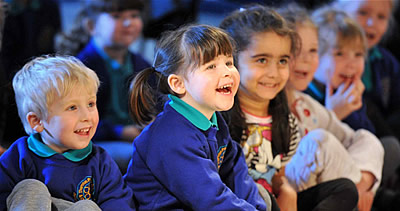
[
  {"x1": 266, "y1": 64, "x2": 279, "y2": 78},
  {"x1": 80, "y1": 108, "x2": 90, "y2": 121},
  {"x1": 367, "y1": 17, "x2": 374, "y2": 27},
  {"x1": 222, "y1": 65, "x2": 233, "y2": 77},
  {"x1": 123, "y1": 18, "x2": 131, "y2": 27}
]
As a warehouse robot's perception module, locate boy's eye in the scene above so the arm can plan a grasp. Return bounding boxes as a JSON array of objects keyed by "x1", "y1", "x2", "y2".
[
  {"x1": 67, "y1": 105, "x2": 77, "y2": 111},
  {"x1": 88, "y1": 101, "x2": 96, "y2": 108}
]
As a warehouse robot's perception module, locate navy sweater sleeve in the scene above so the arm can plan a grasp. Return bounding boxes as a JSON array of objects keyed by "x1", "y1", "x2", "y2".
[
  {"x1": 0, "y1": 138, "x2": 31, "y2": 211},
  {"x1": 219, "y1": 139, "x2": 266, "y2": 210},
  {"x1": 93, "y1": 146, "x2": 135, "y2": 210}
]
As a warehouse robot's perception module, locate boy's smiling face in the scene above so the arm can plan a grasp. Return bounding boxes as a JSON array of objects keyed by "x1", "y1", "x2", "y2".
[
  {"x1": 93, "y1": 9, "x2": 143, "y2": 48},
  {"x1": 40, "y1": 86, "x2": 99, "y2": 153}
]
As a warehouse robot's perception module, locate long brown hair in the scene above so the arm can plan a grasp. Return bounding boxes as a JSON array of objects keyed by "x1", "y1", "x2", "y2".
[{"x1": 220, "y1": 5, "x2": 300, "y2": 154}]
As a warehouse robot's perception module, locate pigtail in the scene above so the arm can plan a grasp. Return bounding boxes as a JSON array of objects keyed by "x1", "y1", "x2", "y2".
[{"x1": 129, "y1": 67, "x2": 158, "y2": 126}]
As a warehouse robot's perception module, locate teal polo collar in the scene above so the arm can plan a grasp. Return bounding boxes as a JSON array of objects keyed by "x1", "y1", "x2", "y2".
[
  {"x1": 369, "y1": 46, "x2": 383, "y2": 61},
  {"x1": 28, "y1": 133, "x2": 93, "y2": 162},
  {"x1": 168, "y1": 95, "x2": 218, "y2": 131}
]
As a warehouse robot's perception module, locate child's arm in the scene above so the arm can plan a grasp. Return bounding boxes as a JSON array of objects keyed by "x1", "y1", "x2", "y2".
[
  {"x1": 0, "y1": 139, "x2": 32, "y2": 211},
  {"x1": 218, "y1": 141, "x2": 268, "y2": 211},
  {"x1": 294, "y1": 92, "x2": 384, "y2": 192},
  {"x1": 130, "y1": 131, "x2": 264, "y2": 210},
  {"x1": 272, "y1": 173, "x2": 297, "y2": 211},
  {"x1": 96, "y1": 149, "x2": 135, "y2": 210},
  {"x1": 356, "y1": 171, "x2": 375, "y2": 211}
]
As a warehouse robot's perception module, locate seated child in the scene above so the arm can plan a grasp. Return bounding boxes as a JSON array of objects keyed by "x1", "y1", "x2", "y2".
[
  {"x1": 76, "y1": 0, "x2": 150, "y2": 173},
  {"x1": 123, "y1": 24, "x2": 267, "y2": 210},
  {"x1": 77, "y1": 0, "x2": 150, "y2": 142},
  {"x1": 0, "y1": 55, "x2": 134, "y2": 210},
  {"x1": 220, "y1": 5, "x2": 360, "y2": 211},
  {"x1": 278, "y1": 4, "x2": 384, "y2": 211},
  {"x1": 305, "y1": 4, "x2": 374, "y2": 133},
  {"x1": 334, "y1": 0, "x2": 400, "y2": 139}
]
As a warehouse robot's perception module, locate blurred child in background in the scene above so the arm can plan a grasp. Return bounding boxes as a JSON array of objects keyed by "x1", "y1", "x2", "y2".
[
  {"x1": 279, "y1": 4, "x2": 385, "y2": 211},
  {"x1": 76, "y1": 0, "x2": 150, "y2": 173}
]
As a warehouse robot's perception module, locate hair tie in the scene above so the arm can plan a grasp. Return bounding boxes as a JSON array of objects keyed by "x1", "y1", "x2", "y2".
[{"x1": 151, "y1": 67, "x2": 162, "y2": 78}]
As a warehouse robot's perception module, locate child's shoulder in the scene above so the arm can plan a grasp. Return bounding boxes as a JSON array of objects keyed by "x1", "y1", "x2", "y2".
[
  {"x1": 136, "y1": 104, "x2": 209, "y2": 145},
  {"x1": 2, "y1": 136, "x2": 30, "y2": 157},
  {"x1": 374, "y1": 46, "x2": 400, "y2": 63}
]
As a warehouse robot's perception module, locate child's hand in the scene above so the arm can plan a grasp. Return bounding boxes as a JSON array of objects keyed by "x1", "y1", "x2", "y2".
[
  {"x1": 272, "y1": 175, "x2": 297, "y2": 211},
  {"x1": 325, "y1": 79, "x2": 364, "y2": 120},
  {"x1": 356, "y1": 171, "x2": 375, "y2": 211},
  {"x1": 357, "y1": 190, "x2": 374, "y2": 211}
]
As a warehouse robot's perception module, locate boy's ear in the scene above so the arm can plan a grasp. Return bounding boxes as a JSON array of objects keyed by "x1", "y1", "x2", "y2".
[
  {"x1": 167, "y1": 74, "x2": 186, "y2": 95},
  {"x1": 26, "y1": 112, "x2": 44, "y2": 133}
]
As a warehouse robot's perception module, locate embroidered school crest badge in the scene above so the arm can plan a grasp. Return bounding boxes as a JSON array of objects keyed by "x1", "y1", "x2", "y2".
[
  {"x1": 74, "y1": 176, "x2": 95, "y2": 201},
  {"x1": 217, "y1": 145, "x2": 227, "y2": 169}
]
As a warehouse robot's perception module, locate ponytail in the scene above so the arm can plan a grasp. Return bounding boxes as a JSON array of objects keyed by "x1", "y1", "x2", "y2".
[{"x1": 129, "y1": 67, "x2": 158, "y2": 126}]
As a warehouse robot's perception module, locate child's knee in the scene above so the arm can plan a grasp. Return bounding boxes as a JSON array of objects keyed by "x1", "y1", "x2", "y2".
[
  {"x1": 67, "y1": 199, "x2": 101, "y2": 211},
  {"x1": 13, "y1": 179, "x2": 49, "y2": 195},
  {"x1": 7, "y1": 179, "x2": 51, "y2": 210}
]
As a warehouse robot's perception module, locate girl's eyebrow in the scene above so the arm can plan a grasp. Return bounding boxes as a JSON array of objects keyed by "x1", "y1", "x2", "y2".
[
  {"x1": 251, "y1": 53, "x2": 272, "y2": 58},
  {"x1": 251, "y1": 53, "x2": 291, "y2": 59}
]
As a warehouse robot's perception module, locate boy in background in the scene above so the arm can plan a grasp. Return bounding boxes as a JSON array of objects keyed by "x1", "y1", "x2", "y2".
[{"x1": 77, "y1": 0, "x2": 150, "y2": 173}]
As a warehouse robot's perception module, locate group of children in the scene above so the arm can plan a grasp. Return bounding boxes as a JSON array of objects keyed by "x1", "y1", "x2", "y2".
[{"x1": 0, "y1": 0, "x2": 399, "y2": 210}]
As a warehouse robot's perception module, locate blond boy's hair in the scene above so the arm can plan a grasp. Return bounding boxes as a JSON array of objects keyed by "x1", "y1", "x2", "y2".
[
  {"x1": 12, "y1": 55, "x2": 100, "y2": 135},
  {"x1": 311, "y1": 7, "x2": 368, "y2": 56}
]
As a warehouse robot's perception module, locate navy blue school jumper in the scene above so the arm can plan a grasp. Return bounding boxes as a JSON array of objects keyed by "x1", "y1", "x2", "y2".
[
  {"x1": 0, "y1": 134, "x2": 134, "y2": 211},
  {"x1": 124, "y1": 95, "x2": 266, "y2": 210},
  {"x1": 77, "y1": 39, "x2": 150, "y2": 141},
  {"x1": 362, "y1": 46, "x2": 400, "y2": 138}
]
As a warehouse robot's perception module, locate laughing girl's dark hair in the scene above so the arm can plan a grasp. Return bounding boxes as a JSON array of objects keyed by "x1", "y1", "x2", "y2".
[
  {"x1": 220, "y1": 5, "x2": 300, "y2": 154},
  {"x1": 129, "y1": 24, "x2": 235, "y2": 126}
]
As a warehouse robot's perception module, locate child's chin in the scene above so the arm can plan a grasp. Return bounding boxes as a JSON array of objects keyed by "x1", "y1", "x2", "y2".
[{"x1": 217, "y1": 102, "x2": 234, "y2": 111}]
